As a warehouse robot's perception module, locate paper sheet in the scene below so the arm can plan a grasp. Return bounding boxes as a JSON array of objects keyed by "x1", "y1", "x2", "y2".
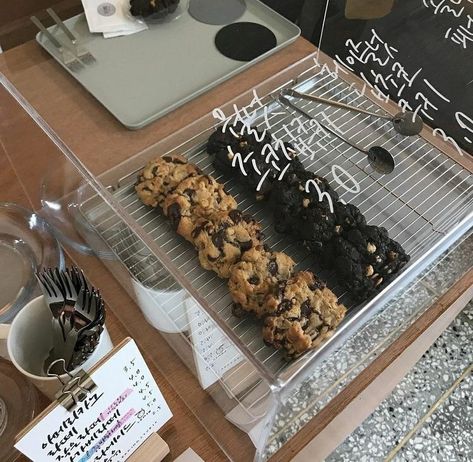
[
  {"x1": 15, "y1": 339, "x2": 172, "y2": 462},
  {"x1": 186, "y1": 299, "x2": 244, "y2": 390}
]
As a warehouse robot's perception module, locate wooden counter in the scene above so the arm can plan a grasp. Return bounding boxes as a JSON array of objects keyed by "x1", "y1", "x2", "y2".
[
  {"x1": 0, "y1": 37, "x2": 315, "y2": 200},
  {"x1": 1, "y1": 34, "x2": 472, "y2": 462}
]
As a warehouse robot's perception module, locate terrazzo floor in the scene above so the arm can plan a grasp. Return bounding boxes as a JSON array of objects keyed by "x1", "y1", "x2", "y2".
[
  {"x1": 326, "y1": 299, "x2": 473, "y2": 462},
  {"x1": 263, "y1": 235, "x2": 472, "y2": 459}
]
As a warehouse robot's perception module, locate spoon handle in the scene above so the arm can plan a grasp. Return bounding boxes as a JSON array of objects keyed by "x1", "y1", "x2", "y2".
[
  {"x1": 278, "y1": 95, "x2": 367, "y2": 154},
  {"x1": 284, "y1": 89, "x2": 392, "y2": 121}
]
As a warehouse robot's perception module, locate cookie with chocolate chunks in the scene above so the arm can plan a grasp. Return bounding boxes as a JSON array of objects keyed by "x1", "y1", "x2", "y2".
[
  {"x1": 208, "y1": 122, "x2": 303, "y2": 199},
  {"x1": 228, "y1": 245, "x2": 295, "y2": 317},
  {"x1": 163, "y1": 174, "x2": 237, "y2": 242},
  {"x1": 263, "y1": 271, "x2": 346, "y2": 357},
  {"x1": 135, "y1": 155, "x2": 201, "y2": 208},
  {"x1": 192, "y1": 210, "x2": 263, "y2": 278},
  {"x1": 322, "y1": 225, "x2": 410, "y2": 301}
]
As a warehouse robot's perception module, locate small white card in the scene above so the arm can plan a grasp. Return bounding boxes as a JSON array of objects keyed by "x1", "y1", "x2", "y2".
[
  {"x1": 186, "y1": 300, "x2": 244, "y2": 390},
  {"x1": 15, "y1": 339, "x2": 172, "y2": 462},
  {"x1": 82, "y1": 0, "x2": 148, "y2": 35}
]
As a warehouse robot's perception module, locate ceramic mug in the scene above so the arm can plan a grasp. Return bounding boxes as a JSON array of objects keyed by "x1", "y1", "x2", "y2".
[
  {"x1": 132, "y1": 277, "x2": 188, "y2": 333},
  {"x1": 0, "y1": 295, "x2": 113, "y2": 400}
]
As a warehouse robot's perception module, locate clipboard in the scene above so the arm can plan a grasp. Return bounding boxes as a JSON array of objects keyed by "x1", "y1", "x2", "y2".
[{"x1": 15, "y1": 338, "x2": 172, "y2": 462}]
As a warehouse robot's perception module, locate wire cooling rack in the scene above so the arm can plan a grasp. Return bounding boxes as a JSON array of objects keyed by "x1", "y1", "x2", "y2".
[{"x1": 83, "y1": 67, "x2": 473, "y2": 386}]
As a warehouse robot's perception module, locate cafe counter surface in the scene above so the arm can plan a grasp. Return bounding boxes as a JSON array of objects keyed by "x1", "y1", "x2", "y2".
[{"x1": 1, "y1": 34, "x2": 472, "y2": 461}]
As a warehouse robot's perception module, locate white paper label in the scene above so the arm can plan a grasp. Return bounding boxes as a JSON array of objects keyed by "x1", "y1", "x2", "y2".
[
  {"x1": 15, "y1": 339, "x2": 172, "y2": 462},
  {"x1": 81, "y1": 0, "x2": 148, "y2": 34},
  {"x1": 186, "y1": 299, "x2": 243, "y2": 389}
]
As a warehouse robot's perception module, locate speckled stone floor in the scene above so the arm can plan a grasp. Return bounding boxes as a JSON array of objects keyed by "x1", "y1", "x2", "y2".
[{"x1": 326, "y1": 299, "x2": 473, "y2": 462}]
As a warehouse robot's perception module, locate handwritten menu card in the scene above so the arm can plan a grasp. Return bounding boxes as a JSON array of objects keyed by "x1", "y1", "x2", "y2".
[
  {"x1": 15, "y1": 339, "x2": 172, "y2": 462},
  {"x1": 186, "y1": 299, "x2": 244, "y2": 390}
]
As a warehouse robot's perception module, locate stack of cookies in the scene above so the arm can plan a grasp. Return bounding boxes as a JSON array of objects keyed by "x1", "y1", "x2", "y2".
[
  {"x1": 135, "y1": 154, "x2": 347, "y2": 357},
  {"x1": 207, "y1": 123, "x2": 410, "y2": 301}
]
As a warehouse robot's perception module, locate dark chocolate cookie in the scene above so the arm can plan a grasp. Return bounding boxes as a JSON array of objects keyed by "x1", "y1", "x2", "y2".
[
  {"x1": 208, "y1": 122, "x2": 303, "y2": 199},
  {"x1": 130, "y1": 0, "x2": 180, "y2": 18},
  {"x1": 322, "y1": 225, "x2": 410, "y2": 301}
]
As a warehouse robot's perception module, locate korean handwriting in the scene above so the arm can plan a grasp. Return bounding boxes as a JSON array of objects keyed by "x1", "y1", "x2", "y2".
[
  {"x1": 332, "y1": 29, "x2": 468, "y2": 154},
  {"x1": 423, "y1": 0, "x2": 473, "y2": 49},
  {"x1": 212, "y1": 87, "x2": 363, "y2": 211},
  {"x1": 335, "y1": 29, "x2": 451, "y2": 122}
]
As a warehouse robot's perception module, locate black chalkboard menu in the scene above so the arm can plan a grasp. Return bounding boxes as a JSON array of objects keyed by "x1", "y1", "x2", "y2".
[{"x1": 311, "y1": 0, "x2": 473, "y2": 155}]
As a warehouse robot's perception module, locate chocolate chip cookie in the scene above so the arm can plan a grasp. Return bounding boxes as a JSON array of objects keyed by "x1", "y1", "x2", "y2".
[
  {"x1": 228, "y1": 245, "x2": 295, "y2": 317},
  {"x1": 322, "y1": 225, "x2": 410, "y2": 301},
  {"x1": 262, "y1": 271, "x2": 346, "y2": 357},
  {"x1": 192, "y1": 210, "x2": 263, "y2": 278},
  {"x1": 135, "y1": 155, "x2": 201, "y2": 208},
  {"x1": 208, "y1": 123, "x2": 410, "y2": 303},
  {"x1": 208, "y1": 122, "x2": 304, "y2": 200},
  {"x1": 163, "y1": 174, "x2": 237, "y2": 242}
]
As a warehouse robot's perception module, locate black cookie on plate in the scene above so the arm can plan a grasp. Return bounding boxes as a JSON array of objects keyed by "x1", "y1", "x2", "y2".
[{"x1": 130, "y1": 0, "x2": 180, "y2": 19}]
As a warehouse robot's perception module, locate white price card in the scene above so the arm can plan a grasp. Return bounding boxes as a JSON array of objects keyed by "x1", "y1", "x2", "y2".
[
  {"x1": 15, "y1": 338, "x2": 172, "y2": 462},
  {"x1": 81, "y1": 0, "x2": 148, "y2": 34},
  {"x1": 186, "y1": 299, "x2": 244, "y2": 390}
]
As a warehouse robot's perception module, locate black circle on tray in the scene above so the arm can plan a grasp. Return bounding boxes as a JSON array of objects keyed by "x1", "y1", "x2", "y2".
[
  {"x1": 215, "y1": 22, "x2": 277, "y2": 62},
  {"x1": 189, "y1": 0, "x2": 246, "y2": 25}
]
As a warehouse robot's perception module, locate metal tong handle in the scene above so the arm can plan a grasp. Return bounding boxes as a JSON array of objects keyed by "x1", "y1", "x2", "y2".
[
  {"x1": 30, "y1": 16, "x2": 63, "y2": 50},
  {"x1": 46, "y1": 8, "x2": 77, "y2": 44},
  {"x1": 278, "y1": 95, "x2": 365, "y2": 153},
  {"x1": 283, "y1": 89, "x2": 392, "y2": 121}
]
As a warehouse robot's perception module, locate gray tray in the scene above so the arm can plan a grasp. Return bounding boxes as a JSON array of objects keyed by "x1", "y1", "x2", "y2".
[{"x1": 36, "y1": 1, "x2": 300, "y2": 129}]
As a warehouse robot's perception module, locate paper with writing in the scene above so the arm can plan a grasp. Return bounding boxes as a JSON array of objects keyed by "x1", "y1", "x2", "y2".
[
  {"x1": 15, "y1": 339, "x2": 172, "y2": 462},
  {"x1": 186, "y1": 299, "x2": 244, "y2": 390}
]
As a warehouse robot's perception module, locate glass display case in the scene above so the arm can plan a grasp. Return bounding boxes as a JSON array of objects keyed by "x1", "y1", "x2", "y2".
[
  {"x1": 1, "y1": 2, "x2": 473, "y2": 459},
  {"x1": 1, "y1": 46, "x2": 471, "y2": 460}
]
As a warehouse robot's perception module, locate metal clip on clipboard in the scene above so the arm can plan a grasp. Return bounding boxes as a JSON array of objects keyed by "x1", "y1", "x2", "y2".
[
  {"x1": 47, "y1": 359, "x2": 97, "y2": 412},
  {"x1": 46, "y1": 358, "x2": 170, "y2": 461},
  {"x1": 18, "y1": 339, "x2": 171, "y2": 461}
]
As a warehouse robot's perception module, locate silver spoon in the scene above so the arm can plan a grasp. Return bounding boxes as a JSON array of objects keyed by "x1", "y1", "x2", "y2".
[
  {"x1": 283, "y1": 89, "x2": 424, "y2": 136},
  {"x1": 278, "y1": 95, "x2": 395, "y2": 174}
]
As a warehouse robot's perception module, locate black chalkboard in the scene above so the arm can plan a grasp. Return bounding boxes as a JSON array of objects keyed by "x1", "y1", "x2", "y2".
[{"x1": 314, "y1": 0, "x2": 473, "y2": 155}]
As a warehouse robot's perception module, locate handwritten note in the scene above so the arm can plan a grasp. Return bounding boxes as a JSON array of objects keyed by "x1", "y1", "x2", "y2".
[
  {"x1": 186, "y1": 299, "x2": 243, "y2": 390},
  {"x1": 330, "y1": 28, "x2": 470, "y2": 154},
  {"x1": 423, "y1": 0, "x2": 473, "y2": 49},
  {"x1": 15, "y1": 339, "x2": 172, "y2": 462},
  {"x1": 212, "y1": 90, "x2": 362, "y2": 207}
]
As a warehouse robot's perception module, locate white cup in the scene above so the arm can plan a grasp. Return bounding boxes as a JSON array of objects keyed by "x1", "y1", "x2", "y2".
[
  {"x1": 0, "y1": 295, "x2": 113, "y2": 400},
  {"x1": 132, "y1": 278, "x2": 188, "y2": 333}
]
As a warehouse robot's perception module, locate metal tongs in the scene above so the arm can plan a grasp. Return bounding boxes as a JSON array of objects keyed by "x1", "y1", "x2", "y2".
[
  {"x1": 278, "y1": 93, "x2": 396, "y2": 174},
  {"x1": 282, "y1": 89, "x2": 424, "y2": 136},
  {"x1": 31, "y1": 9, "x2": 95, "y2": 72}
]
